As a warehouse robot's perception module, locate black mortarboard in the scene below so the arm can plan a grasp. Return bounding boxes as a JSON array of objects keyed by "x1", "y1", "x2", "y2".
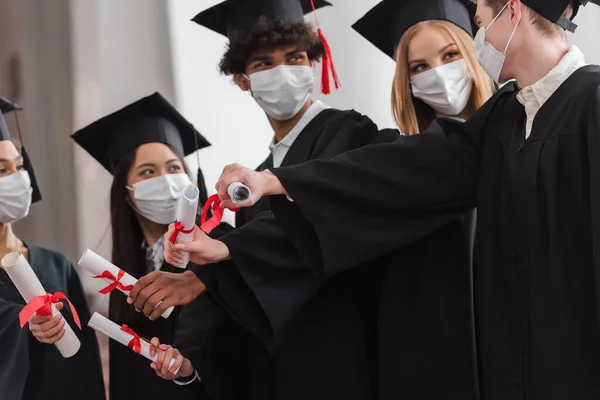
[
  {"x1": 0, "y1": 98, "x2": 42, "y2": 203},
  {"x1": 193, "y1": 0, "x2": 331, "y2": 38},
  {"x1": 352, "y1": 0, "x2": 473, "y2": 60},
  {"x1": 522, "y1": 0, "x2": 599, "y2": 32},
  {"x1": 71, "y1": 92, "x2": 210, "y2": 175}
]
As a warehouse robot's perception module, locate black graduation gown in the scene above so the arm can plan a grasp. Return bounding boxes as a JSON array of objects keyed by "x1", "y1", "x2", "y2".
[
  {"x1": 264, "y1": 66, "x2": 600, "y2": 400},
  {"x1": 0, "y1": 245, "x2": 105, "y2": 400},
  {"x1": 190, "y1": 108, "x2": 479, "y2": 399}
]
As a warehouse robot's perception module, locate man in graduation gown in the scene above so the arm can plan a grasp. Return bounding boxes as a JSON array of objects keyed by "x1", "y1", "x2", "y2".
[
  {"x1": 132, "y1": 1, "x2": 482, "y2": 399},
  {"x1": 0, "y1": 99, "x2": 105, "y2": 400},
  {"x1": 206, "y1": 1, "x2": 600, "y2": 399}
]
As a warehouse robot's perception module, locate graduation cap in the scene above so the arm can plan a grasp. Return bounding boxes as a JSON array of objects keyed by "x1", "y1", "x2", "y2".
[
  {"x1": 0, "y1": 98, "x2": 42, "y2": 203},
  {"x1": 193, "y1": 0, "x2": 340, "y2": 94},
  {"x1": 71, "y1": 92, "x2": 212, "y2": 205},
  {"x1": 522, "y1": 0, "x2": 599, "y2": 32},
  {"x1": 352, "y1": 0, "x2": 474, "y2": 60}
]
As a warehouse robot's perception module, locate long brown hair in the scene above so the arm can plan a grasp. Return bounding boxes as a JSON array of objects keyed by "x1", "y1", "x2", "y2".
[
  {"x1": 108, "y1": 144, "x2": 192, "y2": 323},
  {"x1": 391, "y1": 20, "x2": 495, "y2": 135}
]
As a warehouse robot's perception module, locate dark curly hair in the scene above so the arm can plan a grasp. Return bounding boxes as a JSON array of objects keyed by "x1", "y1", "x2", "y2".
[{"x1": 220, "y1": 17, "x2": 324, "y2": 75}]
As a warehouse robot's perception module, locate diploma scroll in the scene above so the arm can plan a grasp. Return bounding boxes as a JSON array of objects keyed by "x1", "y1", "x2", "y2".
[
  {"x1": 78, "y1": 249, "x2": 174, "y2": 319},
  {"x1": 0, "y1": 252, "x2": 81, "y2": 358},
  {"x1": 227, "y1": 182, "x2": 251, "y2": 204},
  {"x1": 88, "y1": 313, "x2": 178, "y2": 372},
  {"x1": 173, "y1": 185, "x2": 199, "y2": 268}
]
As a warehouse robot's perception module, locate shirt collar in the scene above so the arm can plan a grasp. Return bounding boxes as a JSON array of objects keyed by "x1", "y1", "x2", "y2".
[
  {"x1": 269, "y1": 101, "x2": 330, "y2": 153},
  {"x1": 517, "y1": 45, "x2": 586, "y2": 107},
  {"x1": 142, "y1": 235, "x2": 165, "y2": 271}
]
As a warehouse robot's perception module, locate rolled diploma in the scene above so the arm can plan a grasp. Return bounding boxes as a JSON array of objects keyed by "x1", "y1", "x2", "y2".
[
  {"x1": 227, "y1": 182, "x2": 251, "y2": 204},
  {"x1": 0, "y1": 252, "x2": 81, "y2": 358},
  {"x1": 88, "y1": 312, "x2": 177, "y2": 371},
  {"x1": 78, "y1": 249, "x2": 174, "y2": 319},
  {"x1": 175, "y1": 185, "x2": 199, "y2": 268}
]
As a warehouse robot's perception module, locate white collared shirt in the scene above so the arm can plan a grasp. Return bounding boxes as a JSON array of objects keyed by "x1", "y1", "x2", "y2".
[
  {"x1": 517, "y1": 45, "x2": 587, "y2": 138},
  {"x1": 269, "y1": 101, "x2": 329, "y2": 168}
]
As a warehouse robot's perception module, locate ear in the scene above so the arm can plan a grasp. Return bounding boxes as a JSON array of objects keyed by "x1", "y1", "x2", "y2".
[
  {"x1": 234, "y1": 74, "x2": 251, "y2": 91},
  {"x1": 509, "y1": 0, "x2": 524, "y2": 23}
]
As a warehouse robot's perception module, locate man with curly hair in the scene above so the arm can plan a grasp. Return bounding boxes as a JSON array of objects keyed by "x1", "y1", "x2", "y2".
[{"x1": 155, "y1": 1, "x2": 398, "y2": 399}]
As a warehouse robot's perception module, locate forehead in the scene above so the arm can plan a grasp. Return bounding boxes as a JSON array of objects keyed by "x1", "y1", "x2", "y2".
[
  {"x1": 408, "y1": 24, "x2": 455, "y2": 58},
  {"x1": 133, "y1": 142, "x2": 178, "y2": 164},
  {"x1": 249, "y1": 45, "x2": 304, "y2": 59},
  {"x1": 0, "y1": 140, "x2": 20, "y2": 159}
]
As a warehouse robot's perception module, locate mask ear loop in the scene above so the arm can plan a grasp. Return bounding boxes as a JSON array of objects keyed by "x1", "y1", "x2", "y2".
[
  {"x1": 503, "y1": 6, "x2": 522, "y2": 54},
  {"x1": 486, "y1": 1, "x2": 510, "y2": 32}
]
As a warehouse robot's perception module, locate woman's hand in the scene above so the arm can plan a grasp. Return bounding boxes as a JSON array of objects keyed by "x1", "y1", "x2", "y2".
[
  {"x1": 164, "y1": 225, "x2": 231, "y2": 266},
  {"x1": 215, "y1": 164, "x2": 286, "y2": 210},
  {"x1": 29, "y1": 301, "x2": 66, "y2": 344},
  {"x1": 149, "y1": 337, "x2": 194, "y2": 380}
]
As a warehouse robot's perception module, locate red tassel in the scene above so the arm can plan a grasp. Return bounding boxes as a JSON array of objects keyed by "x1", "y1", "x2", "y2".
[{"x1": 309, "y1": 0, "x2": 340, "y2": 95}]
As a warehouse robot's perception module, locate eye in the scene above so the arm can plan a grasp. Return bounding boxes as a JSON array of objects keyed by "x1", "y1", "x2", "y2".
[
  {"x1": 168, "y1": 165, "x2": 182, "y2": 173},
  {"x1": 139, "y1": 169, "x2": 155, "y2": 177},
  {"x1": 444, "y1": 52, "x2": 459, "y2": 61},
  {"x1": 16, "y1": 164, "x2": 25, "y2": 171},
  {"x1": 0, "y1": 168, "x2": 6, "y2": 174},
  {"x1": 412, "y1": 64, "x2": 428, "y2": 74},
  {"x1": 288, "y1": 54, "x2": 306, "y2": 64}
]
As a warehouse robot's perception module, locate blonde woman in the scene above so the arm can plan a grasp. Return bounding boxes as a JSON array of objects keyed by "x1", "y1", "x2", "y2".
[{"x1": 353, "y1": 0, "x2": 494, "y2": 135}]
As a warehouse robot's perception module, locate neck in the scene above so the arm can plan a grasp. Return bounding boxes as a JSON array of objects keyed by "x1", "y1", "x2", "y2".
[
  {"x1": 0, "y1": 223, "x2": 22, "y2": 256},
  {"x1": 268, "y1": 99, "x2": 313, "y2": 144},
  {"x1": 511, "y1": 32, "x2": 569, "y2": 88},
  {"x1": 136, "y1": 216, "x2": 166, "y2": 248}
]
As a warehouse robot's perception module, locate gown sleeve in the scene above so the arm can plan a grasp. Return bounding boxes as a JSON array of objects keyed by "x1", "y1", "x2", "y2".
[
  {"x1": 269, "y1": 85, "x2": 516, "y2": 276},
  {"x1": 0, "y1": 280, "x2": 30, "y2": 399},
  {"x1": 586, "y1": 86, "x2": 600, "y2": 329}
]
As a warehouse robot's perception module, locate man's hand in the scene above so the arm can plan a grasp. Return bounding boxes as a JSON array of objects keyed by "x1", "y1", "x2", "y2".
[
  {"x1": 29, "y1": 302, "x2": 66, "y2": 344},
  {"x1": 127, "y1": 270, "x2": 206, "y2": 321},
  {"x1": 215, "y1": 164, "x2": 286, "y2": 209},
  {"x1": 164, "y1": 225, "x2": 231, "y2": 266}
]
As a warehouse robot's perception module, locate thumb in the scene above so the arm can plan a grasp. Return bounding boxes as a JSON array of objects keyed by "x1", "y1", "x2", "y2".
[
  {"x1": 174, "y1": 240, "x2": 203, "y2": 253},
  {"x1": 55, "y1": 302, "x2": 65, "y2": 311}
]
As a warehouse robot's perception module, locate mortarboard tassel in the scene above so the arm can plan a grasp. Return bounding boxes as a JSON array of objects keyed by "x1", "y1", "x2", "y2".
[{"x1": 309, "y1": 0, "x2": 340, "y2": 95}]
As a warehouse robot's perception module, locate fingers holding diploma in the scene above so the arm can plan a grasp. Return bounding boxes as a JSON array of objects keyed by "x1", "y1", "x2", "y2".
[
  {"x1": 149, "y1": 337, "x2": 194, "y2": 381},
  {"x1": 215, "y1": 164, "x2": 285, "y2": 209},
  {"x1": 29, "y1": 301, "x2": 66, "y2": 344}
]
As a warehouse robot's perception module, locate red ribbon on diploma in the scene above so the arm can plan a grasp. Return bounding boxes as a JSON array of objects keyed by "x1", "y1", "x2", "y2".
[
  {"x1": 93, "y1": 269, "x2": 134, "y2": 294},
  {"x1": 121, "y1": 324, "x2": 143, "y2": 354},
  {"x1": 200, "y1": 194, "x2": 239, "y2": 234},
  {"x1": 168, "y1": 221, "x2": 194, "y2": 244},
  {"x1": 19, "y1": 292, "x2": 81, "y2": 329}
]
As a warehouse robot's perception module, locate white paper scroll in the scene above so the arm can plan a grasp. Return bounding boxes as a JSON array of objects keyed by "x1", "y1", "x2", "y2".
[
  {"x1": 88, "y1": 312, "x2": 177, "y2": 371},
  {"x1": 78, "y1": 249, "x2": 173, "y2": 319},
  {"x1": 0, "y1": 252, "x2": 81, "y2": 358},
  {"x1": 227, "y1": 182, "x2": 251, "y2": 204},
  {"x1": 174, "y1": 185, "x2": 199, "y2": 268}
]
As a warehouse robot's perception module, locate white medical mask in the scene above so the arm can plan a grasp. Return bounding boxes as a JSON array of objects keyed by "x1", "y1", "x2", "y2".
[
  {"x1": 245, "y1": 65, "x2": 314, "y2": 121},
  {"x1": 0, "y1": 171, "x2": 33, "y2": 224},
  {"x1": 410, "y1": 59, "x2": 474, "y2": 116},
  {"x1": 474, "y1": 1, "x2": 521, "y2": 84},
  {"x1": 127, "y1": 173, "x2": 192, "y2": 225}
]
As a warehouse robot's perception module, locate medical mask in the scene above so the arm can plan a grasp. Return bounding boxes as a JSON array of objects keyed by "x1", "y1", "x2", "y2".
[
  {"x1": 474, "y1": 1, "x2": 521, "y2": 84},
  {"x1": 0, "y1": 171, "x2": 33, "y2": 224},
  {"x1": 410, "y1": 59, "x2": 474, "y2": 116},
  {"x1": 127, "y1": 173, "x2": 191, "y2": 225},
  {"x1": 245, "y1": 65, "x2": 314, "y2": 121}
]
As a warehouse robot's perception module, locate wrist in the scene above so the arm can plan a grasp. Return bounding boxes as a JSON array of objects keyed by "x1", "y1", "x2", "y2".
[
  {"x1": 183, "y1": 271, "x2": 206, "y2": 298},
  {"x1": 264, "y1": 170, "x2": 285, "y2": 195},
  {"x1": 215, "y1": 240, "x2": 231, "y2": 261}
]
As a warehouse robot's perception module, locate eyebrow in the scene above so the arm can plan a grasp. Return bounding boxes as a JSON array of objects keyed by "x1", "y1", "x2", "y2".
[
  {"x1": 247, "y1": 55, "x2": 274, "y2": 64},
  {"x1": 0, "y1": 155, "x2": 23, "y2": 163},
  {"x1": 408, "y1": 43, "x2": 457, "y2": 65},
  {"x1": 285, "y1": 49, "x2": 302, "y2": 57},
  {"x1": 135, "y1": 162, "x2": 156, "y2": 171}
]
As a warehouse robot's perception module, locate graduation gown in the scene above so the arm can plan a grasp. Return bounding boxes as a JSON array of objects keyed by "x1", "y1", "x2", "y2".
[
  {"x1": 264, "y1": 66, "x2": 600, "y2": 400},
  {"x1": 0, "y1": 245, "x2": 105, "y2": 400},
  {"x1": 190, "y1": 108, "x2": 479, "y2": 399}
]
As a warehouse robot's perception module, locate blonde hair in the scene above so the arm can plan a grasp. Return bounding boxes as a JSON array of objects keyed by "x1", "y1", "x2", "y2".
[{"x1": 391, "y1": 20, "x2": 495, "y2": 135}]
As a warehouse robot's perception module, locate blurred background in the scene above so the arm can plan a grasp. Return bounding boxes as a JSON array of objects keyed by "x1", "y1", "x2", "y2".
[{"x1": 0, "y1": 0, "x2": 599, "y2": 396}]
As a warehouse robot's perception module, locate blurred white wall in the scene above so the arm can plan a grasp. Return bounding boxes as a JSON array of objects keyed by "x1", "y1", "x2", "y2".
[{"x1": 569, "y1": 4, "x2": 600, "y2": 65}]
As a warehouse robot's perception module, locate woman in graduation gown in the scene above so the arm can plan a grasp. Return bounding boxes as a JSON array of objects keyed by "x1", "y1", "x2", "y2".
[
  {"x1": 213, "y1": 0, "x2": 600, "y2": 399},
  {"x1": 0, "y1": 99, "x2": 105, "y2": 400},
  {"x1": 141, "y1": 1, "x2": 495, "y2": 399},
  {"x1": 71, "y1": 92, "x2": 230, "y2": 400}
]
